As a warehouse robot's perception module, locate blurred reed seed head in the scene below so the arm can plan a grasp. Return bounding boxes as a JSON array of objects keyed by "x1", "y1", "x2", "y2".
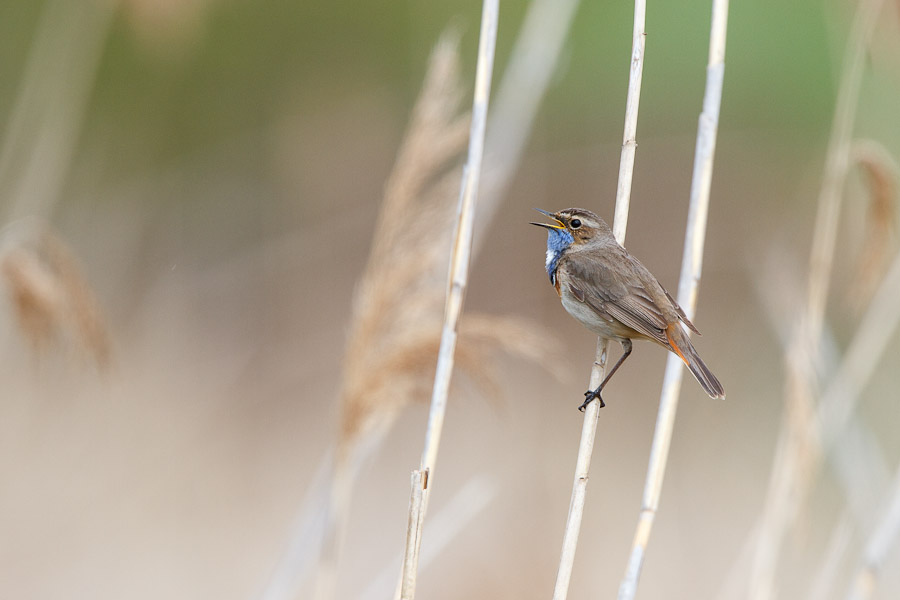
[
  {"x1": 1, "y1": 222, "x2": 110, "y2": 368},
  {"x1": 848, "y1": 140, "x2": 898, "y2": 313},
  {"x1": 122, "y1": 0, "x2": 216, "y2": 54},
  {"x1": 337, "y1": 32, "x2": 563, "y2": 456}
]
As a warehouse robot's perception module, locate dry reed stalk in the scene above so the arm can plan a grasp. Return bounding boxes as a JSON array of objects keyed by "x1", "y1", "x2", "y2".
[
  {"x1": 264, "y1": 23, "x2": 561, "y2": 600},
  {"x1": 362, "y1": 476, "x2": 497, "y2": 600},
  {"x1": 847, "y1": 140, "x2": 898, "y2": 313},
  {"x1": 790, "y1": 244, "x2": 900, "y2": 599},
  {"x1": 1, "y1": 222, "x2": 110, "y2": 367},
  {"x1": 748, "y1": 244, "x2": 900, "y2": 600},
  {"x1": 0, "y1": 0, "x2": 114, "y2": 367},
  {"x1": 336, "y1": 32, "x2": 475, "y2": 457},
  {"x1": 551, "y1": 2, "x2": 645, "y2": 598},
  {"x1": 809, "y1": 512, "x2": 853, "y2": 600},
  {"x1": 748, "y1": 0, "x2": 887, "y2": 597},
  {"x1": 715, "y1": 526, "x2": 761, "y2": 600},
  {"x1": 617, "y1": 1, "x2": 728, "y2": 598},
  {"x1": 473, "y1": 0, "x2": 582, "y2": 251},
  {"x1": 400, "y1": 470, "x2": 428, "y2": 600},
  {"x1": 845, "y1": 459, "x2": 900, "y2": 600},
  {"x1": 752, "y1": 251, "x2": 891, "y2": 521},
  {"x1": 398, "y1": 2, "x2": 499, "y2": 596},
  {"x1": 816, "y1": 246, "x2": 900, "y2": 459},
  {"x1": 749, "y1": 256, "x2": 893, "y2": 600},
  {"x1": 0, "y1": 0, "x2": 115, "y2": 222},
  {"x1": 258, "y1": 452, "x2": 335, "y2": 600}
]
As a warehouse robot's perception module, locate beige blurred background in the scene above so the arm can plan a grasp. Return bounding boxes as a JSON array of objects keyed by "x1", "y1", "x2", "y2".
[{"x1": 1, "y1": 0, "x2": 899, "y2": 598}]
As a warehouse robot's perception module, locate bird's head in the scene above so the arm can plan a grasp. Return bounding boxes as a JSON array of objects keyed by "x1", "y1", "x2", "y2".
[
  {"x1": 530, "y1": 208, "x2": 613, "y2": 247},
  {"x1": 531, "y1": 208, "x2": 614, "y2": 282}
]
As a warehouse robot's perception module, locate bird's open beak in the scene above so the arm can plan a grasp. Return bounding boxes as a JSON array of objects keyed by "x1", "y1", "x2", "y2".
[{"x1": 530, "y1": 208, "x2": 565, "y2": 230}]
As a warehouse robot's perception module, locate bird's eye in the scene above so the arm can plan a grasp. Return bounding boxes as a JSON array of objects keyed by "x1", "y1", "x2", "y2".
[{"x1": 570, "y1": 219, "x2": 582, "y2": 229}]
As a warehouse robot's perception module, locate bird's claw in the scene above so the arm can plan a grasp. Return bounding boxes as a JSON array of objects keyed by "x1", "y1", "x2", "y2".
[{"x1": 578, "y1": 389, "x2": 605, "y2": 411}]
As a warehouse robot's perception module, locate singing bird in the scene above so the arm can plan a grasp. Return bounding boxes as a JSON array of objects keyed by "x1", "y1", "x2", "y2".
[{"x1": 531, "y1": 208, "x2": 725, "y2": 410}]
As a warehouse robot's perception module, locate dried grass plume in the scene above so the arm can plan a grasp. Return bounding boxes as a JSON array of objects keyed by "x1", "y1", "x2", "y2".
[
  {"x1": 848, "y1": 140, "x2": 898, "y2": 312},
  {"x1": 301, "y1": 30, "x2": 563, "y2": 600},
  {"x1": 1, "y1": 221, "x2": 110, "y2": 368},
  {"x1": 337, "y1": 32, "x2": 562, "y2": 457}
]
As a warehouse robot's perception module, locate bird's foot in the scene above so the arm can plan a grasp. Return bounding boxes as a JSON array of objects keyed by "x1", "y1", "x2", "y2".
[{"x1": 579, "y1": 388, "x2": 605, "y2": 412}]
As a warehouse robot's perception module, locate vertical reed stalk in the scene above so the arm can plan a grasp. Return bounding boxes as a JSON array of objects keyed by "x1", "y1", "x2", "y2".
[
  {"x1": 0, "y1": 0, "x2": 115, "y2": 222},
  {"x1": 809, "y1": 513, "x2": 853, "y2": 600},
  {"x1": 748, "y1": 0, "x2": 886, "y2": 597},
  {"x1": 805, "y1": 246, "x2": 900, "y2": 600},
  {"x1": 551, "y1": 2, "x2": 645, "y2": 598},
  {"x1": 400, "y1": 470, "x2": 428, "y2": 600},
  {"x1": 845, "y1": 456, "x2": 900, "y2": 600},
  {"x1": 362, "y1": 477, "x2": 497, "y2": 600},
  {"x1": 474, "y1": 0, "x2": 582, "y2": 249},
  {"x1": 397, "y1": 1, "x2": 499, "y2": 597},
  {"x1": 746, "y1": 244, "x2": 900, "y2": 599},
  {"x1": 618, "y1": 1, "x2": 729, "y2": 598}
]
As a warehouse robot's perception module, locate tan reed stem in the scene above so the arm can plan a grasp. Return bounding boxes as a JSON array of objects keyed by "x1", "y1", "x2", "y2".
[
  {"x1": 617, "y1": 1, "x2": 729, "y2": 598},
  {"x1": 551, "y1": 1, "x2": 645, "y2": 598},
  {"x1": 363, "y1": 477, "x2": 497, "y2": 600},
  {"x1": 270, "y1": 34, "x2": 470, "y2": 600},
  {"x1": 0, "y1": 0, "x2": 115, "y2": 222},
  {"x1": 473, "y1": 0, "x2": 582, "y2": 252},
  {"x1": 398, "y1": 1, "x2": 499, "y2": 597},
  {"x1": 746, "y1": 258, "x2": 885, "y2": 599},
  {"x1": 809, "y1": 512, "x2": 853, "y2": 600},
  {"x1": 746, "y1": 246, "x2": 900, "y2": 599},
  {"x1": 846, "y1": 456, "x2": 900, "y2": 600},
  {"x1": 748, "y1": 0, "x2": 886, "y2": 597},
  {"x1": 796, "y1": 246, "x2": 900, "y2": 600},
  {"x1": 400, "y1": 470, "x2": 427, "y2": 600}
]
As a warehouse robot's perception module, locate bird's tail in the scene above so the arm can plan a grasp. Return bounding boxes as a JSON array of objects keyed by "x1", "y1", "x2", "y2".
[{"x1": 665, "y1": 324, "x2": 725, "y2": 399}]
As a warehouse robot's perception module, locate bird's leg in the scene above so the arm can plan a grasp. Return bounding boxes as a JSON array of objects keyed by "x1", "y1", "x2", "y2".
[
  {"x1": 578, "y1": 339, "x2": 633, "y2": 411},
  {"x1": 579, "y1": 390, "x2": 605, "y2": 411}
]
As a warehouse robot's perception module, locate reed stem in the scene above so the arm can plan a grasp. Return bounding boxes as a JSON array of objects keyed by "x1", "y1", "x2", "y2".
[
  {"x1": 551, "y1": 1, "x2": 646, "y2": 598},
  {"x1": 397, "y1": 2, "x2": 500, "y2": 597},
  {"x1": 618, "y1": 0, "x2": 729, "y2": 597}
]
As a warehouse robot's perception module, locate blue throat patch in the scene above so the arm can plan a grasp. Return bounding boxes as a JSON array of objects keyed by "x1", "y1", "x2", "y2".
[{"x1": 544, "y1": 228, "x2": 574, "y2": 284}]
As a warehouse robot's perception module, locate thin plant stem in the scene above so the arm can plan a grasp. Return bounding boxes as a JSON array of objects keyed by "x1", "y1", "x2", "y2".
[
  {"x1": 845, "y1": 458, "x2": 900, "y2": 600},
  {"x1": 806, "y1": 247, "x2": 900, "y2": 600},
  {"x1": 749, "y1": 247, "x2": 900, "y2": 599},
  {"x1": 618, "y1": 1, "x2": 728, "y2": 598},
  {"x1": 259, "y1": 452, "x2": 335, "y2": 600},
  {"x1": 400, "y1": 470, "x2": 427, "y2": 600},
  {"x1": 271, "y1": 34, "x2": 469, "y2": 600},
  {"x1": 397, "y1": 1, "x2": 499, "y2": 597},
  {"x1": 816, "y1": 248, "x2": 900, "y2": 440},
  {"x1": 551, "y1": 1, "x2": 646, "y2": 598},
  {"x1": 807, "y1": 0, "x2": 886, "y2": 340},
  {"x1": 746, "y1": 259, "x2": 891, "y2": 600},
  {"x1": 363, "y1": 477, "x2": 496, "y2": 600},
  {"x1": 0, "y1": 0, "x2": 115, "y2": 222},
  {"x1": 809, "y1": 512, "x2": 853, "y2": 600},
  {"x1": 474, "y1": 0, "x2": 582, "y2": 253},
  {"x1": 748, "y1": 0, "x2": 886, "y2": 596},
  {"x1": 750, "y1": 253, "x2": 891, "y2": 529},
  {"x1": 611, "y1": 0, "x2": 647, "y2": 239}
]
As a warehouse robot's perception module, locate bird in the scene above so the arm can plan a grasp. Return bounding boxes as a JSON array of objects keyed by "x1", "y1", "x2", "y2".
[{"x1": 531, "y1": 207, "x2": 725, "y2": 410}]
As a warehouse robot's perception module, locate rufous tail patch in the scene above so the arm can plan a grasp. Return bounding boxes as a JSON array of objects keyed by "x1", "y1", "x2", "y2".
[{"x1": 666, "y1": 324, "x2": 689, "y2": 366}]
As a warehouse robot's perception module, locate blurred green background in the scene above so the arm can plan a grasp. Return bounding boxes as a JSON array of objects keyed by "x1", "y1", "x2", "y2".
[{"x1": 2, "y1": 0, "x2": 899, "y2": 599}]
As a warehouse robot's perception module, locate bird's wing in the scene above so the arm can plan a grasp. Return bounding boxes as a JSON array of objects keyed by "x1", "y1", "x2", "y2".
[
  {"x1": 564, "y1": 250, "x2": 670, "y2": 345},
  {"x1": 663, "y1": 287, "x2": 701, "y2": 334}
]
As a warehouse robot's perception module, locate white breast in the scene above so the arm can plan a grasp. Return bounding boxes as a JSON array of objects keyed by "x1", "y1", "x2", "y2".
[
  {"x1": 545, "y1": 248, "x2": 557, "y2": 271},
  {"x1": 557, "y1": 271, "x2": 633, "y2": 341}
]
